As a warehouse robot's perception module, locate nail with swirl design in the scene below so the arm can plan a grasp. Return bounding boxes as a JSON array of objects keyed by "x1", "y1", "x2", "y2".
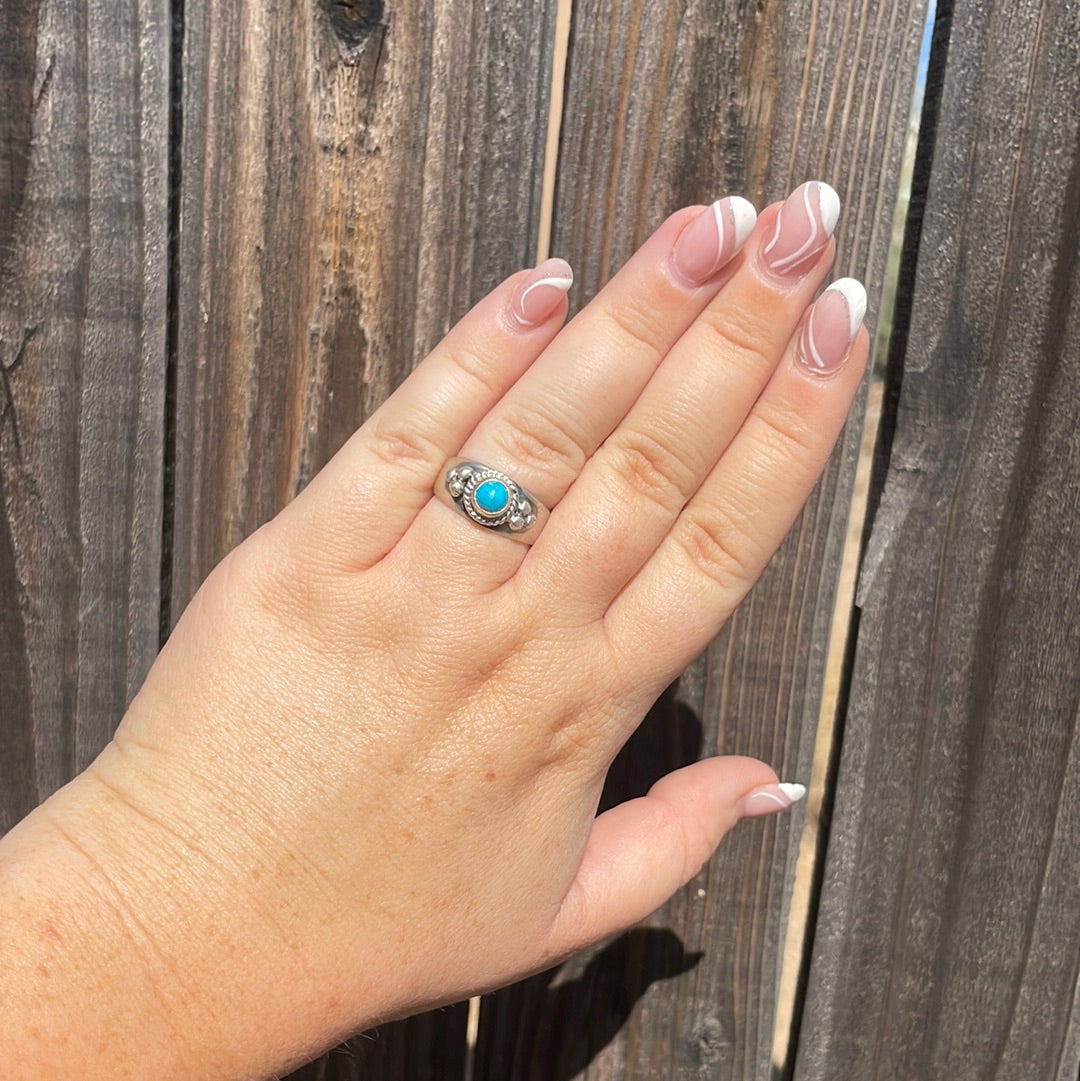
[
  {"x1": 796, "y1": 278, "x2": 867, "y2": 376},
  {"x1": 762, "y1": 180, "x2": 841, "y2": 278},
  {"x1": 669, "y1": 195, "x2": 758, "y2": 284},
  {"x1": 739, "y1": 782, "x2": 807, "y2": 819}
]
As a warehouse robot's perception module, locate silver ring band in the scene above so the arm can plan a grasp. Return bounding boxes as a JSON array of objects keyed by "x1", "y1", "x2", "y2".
[{"x1": 434, "y1": 458, "x2": 548, "y2": 545}]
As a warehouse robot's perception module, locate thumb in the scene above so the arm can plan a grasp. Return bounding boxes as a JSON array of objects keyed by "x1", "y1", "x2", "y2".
[{"x1": 548, "y1": 756, "x2": 805, "y2": 957}]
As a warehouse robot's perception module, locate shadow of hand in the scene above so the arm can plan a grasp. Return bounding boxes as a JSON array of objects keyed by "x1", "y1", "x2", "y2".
[{"x1": 476, "y1": 927, "x2": 703, "y2": 1081}]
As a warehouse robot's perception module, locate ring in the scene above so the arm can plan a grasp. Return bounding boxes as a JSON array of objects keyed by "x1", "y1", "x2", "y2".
[{"x1": 434, "y1": 458, "x2": 548, "y2": 544}]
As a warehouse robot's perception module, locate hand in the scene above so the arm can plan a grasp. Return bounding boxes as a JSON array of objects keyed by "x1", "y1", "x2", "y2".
[{"x1": 3, "y1": 182, "x2": 868, "y2": 1079}]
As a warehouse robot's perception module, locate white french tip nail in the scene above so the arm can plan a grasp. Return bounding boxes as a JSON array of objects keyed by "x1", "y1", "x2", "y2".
[
  {"x1": 740, "y1": 780, "x2": 807, "y2": 818},
  {"x1": 529, "y1": 256, "x2": 574, "y2": 291},
  {"x1": 825, "y1": 277, "x2": 868, "y2": 339},
  {"x1": 816, "y1": 182, "x2": 841, "y2": 236},
  {"x1": 523, "y1": 276, "x2": 574, "y2": 295},
  {"x1": 728, "y1": 195, "x2": 758, "y2": 250},
  {"x1": 512, "y1": 258, "x2": 575, "y2": 326}
]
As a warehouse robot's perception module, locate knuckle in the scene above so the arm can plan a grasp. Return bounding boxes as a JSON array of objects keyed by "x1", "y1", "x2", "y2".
[
  {"x1": 601, "y1": 293, "x2": 669, "y2": 357},
  {"x1": 208, "y1": 525, "x2": 356, "y2": 649},
  {"x1": 539, "y1": 682, "x2": 620, "y2": 773},
  {"x1": 489, "y1": 398, "x2": 589, "y2": 480},
  {"x1": 696, "y1": 304, "x2": 775, "y2": 376},
  {"x1": 212, "y1": 529, "x2": 310, "y2": 621},
  {"x1": 605, "y1": 426, "x2": 694, "y2": 514},
  {"x1": 674, "y1": 508, "x2": 757, "y2": 591},
  {"x1": 442, "y1": 343, "x2": 505, "y2": 401},
  {"x1": 366, "y1": 412, "x2": 444, "y2": 471},
  {"x1": 678, "y1": 811, "x2": 719, "y2": 884},
  {"x1": 749, "y1": 404, "x2": 819, "y2": 463}
]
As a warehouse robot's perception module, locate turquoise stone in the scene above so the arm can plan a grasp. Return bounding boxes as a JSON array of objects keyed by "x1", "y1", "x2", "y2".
[{"x1": 475, "y1": 479, "x2": 510, "y2": 515}]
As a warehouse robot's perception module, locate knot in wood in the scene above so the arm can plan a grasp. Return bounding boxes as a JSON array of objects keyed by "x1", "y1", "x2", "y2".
[
  {"x1": 321, "y1": 0, "x2": 383, "y2": 53},
  {"x1": 693, "y1": 1015, "x2": 731, "y2": 1066}
]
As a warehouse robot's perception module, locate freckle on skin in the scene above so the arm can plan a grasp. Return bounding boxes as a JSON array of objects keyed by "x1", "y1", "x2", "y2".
[
  {"x1": 37, "y1": 962, "x2": 49, "y2": 978},
  {"x1": 485, "y1": 770, "x2": 496, "y2": 782}
]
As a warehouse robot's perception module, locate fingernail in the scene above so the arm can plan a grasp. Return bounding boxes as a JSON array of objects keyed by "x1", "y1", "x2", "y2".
[
  {"x1": 796, "y1": 277, "x2": 867, "y2": 375},
  {"x1": 511, "y1": 258, "x2": 574, "y2": 327},
  {"x1": 740, "y1": 782, "x2": 807, "y2": 819},
  {"x1": 670, "y1": 196, "x2": 757, "y2": 284},
  {"x1": 761, "y1": 180, "x2": 841, "y2": 278}
]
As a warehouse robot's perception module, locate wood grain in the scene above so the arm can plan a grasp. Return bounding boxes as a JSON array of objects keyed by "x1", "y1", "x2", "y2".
[
  {"x1": 171, "y1": 0, "x2": 558, "y2": 606},
  {"x1": 474, "y1": 1, "x2": 930, "y2": 1077},
  {"x1": 171, "y1": 0, "x2": 558, "y2": 1076},
  {"x1": 795, "y1": 0, "x2": 1080, "y2": 1077},
  {"x1": 283, "y1": 1008, "x2": 470, "y2": 1081},
  {"x1": 0, "y1": 0, "x2": 169, "y2": 831},
  {"x1": 5, "y1": 0, "x2": 1075, "y2": 1075}
]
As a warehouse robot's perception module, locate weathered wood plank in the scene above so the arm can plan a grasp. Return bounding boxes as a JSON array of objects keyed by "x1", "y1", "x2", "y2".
[
  {"x1": 283, "y1": 1008, "x2": 471, "y2": 1081},
  {"x1": 795, "y1": 0, "x2": 1080, "y2": 1077},
  {"x1": 171, "y1": 1, "x2": 558, "y2": 1076},
  {"x1": 171, "y1": 0, "x2": 558, "y2": 605},
  {"x1": 0, "y1": 0, "x2": 169, "y2": 831},
  {"x1": 474, "y1": 1, "x2": 929, "y2": 1078}
]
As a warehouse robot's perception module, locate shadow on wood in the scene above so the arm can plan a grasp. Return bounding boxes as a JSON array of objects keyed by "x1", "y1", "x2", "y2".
[
  {"x1": 476, "y1": 929, "x2": 703, "y2": 1081},
  {"x1": 469, "y1": 687, "x2": 704, "y2": 1079}
]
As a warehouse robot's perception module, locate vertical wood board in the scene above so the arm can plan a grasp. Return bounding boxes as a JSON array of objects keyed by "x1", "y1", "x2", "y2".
[
  {"x1": 0, "y1": 0, "x2": 169, "y2": 830},
  {"x1": 796, "y1": 0, "x2": 1080, "y2": 1077},
  {"x1": 172, "y1": 0, "x2": 558, "y2": 606},
  {"x1": 475, "y1": 1, "x2": 930, "y2": 1078}
]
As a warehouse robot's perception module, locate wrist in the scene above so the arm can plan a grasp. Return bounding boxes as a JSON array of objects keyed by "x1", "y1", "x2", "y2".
[
  {"x1": 0, "y1": 774, "x2": 205, "y2": 1078},
  {"x1": 0, "y1": 754, "x2": 364, "y2": 1079}
]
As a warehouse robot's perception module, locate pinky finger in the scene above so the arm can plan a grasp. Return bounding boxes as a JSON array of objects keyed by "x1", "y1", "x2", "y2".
[
  {"x1": 605, "y1": 279, "x2": 869, "y2": 680},
  {"x1": 278, "y1": 259, "x2": 574, "y2": 568}
]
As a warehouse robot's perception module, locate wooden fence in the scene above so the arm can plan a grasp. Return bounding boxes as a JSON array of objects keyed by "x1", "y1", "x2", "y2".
[{"x1": 2, "y1": 0, "x2": 1078, "y2": 1077}]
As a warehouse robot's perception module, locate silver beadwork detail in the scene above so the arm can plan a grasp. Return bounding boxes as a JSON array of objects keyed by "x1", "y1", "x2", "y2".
[{"x1": 445, "y1": 462, "x2": 536, "y2": 534}]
